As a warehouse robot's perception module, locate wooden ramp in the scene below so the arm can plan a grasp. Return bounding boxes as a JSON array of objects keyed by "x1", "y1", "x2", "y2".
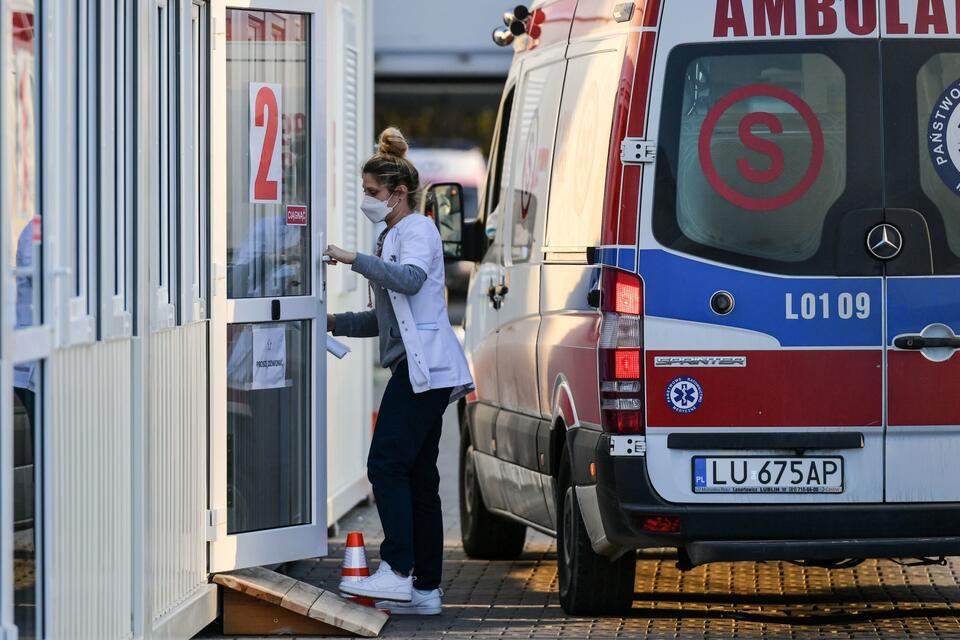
[{"x1": 214, "y1": 567, "x2": 389, "y2": 637}]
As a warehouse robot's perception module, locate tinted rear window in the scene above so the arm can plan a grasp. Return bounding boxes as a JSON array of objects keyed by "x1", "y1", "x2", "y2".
[{"x1": 654, "y1": 42, "x2": 882, "y2": 276}]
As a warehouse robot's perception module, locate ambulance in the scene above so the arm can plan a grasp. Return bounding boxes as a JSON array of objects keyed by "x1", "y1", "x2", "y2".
[{"x1": 425, "y1": 0, "x2": 960, "y2": 616}]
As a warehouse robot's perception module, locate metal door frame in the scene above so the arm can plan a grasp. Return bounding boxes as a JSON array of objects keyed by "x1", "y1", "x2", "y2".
[{"x1": 208, "y1": 0, "x2": 327, "y2": 572}]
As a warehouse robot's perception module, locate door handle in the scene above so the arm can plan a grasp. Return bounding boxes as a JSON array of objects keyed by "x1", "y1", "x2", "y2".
[
  {"x1": 894, "y1": 335, "x2": 960, "y2": 350},
  {"x1": 487, "y1": 284, "x2": 508, "y2": 310}
]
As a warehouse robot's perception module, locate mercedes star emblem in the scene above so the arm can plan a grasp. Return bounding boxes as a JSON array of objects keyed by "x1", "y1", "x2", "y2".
[{"x1": 866, "y1": 223, "x2": 903, "y2": 260}]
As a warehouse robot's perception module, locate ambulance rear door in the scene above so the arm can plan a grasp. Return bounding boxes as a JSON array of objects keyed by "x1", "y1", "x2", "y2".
[
  {"x1": 880, "y1": 10, "x2": 960, "y2": 502},
  {"x1": 638, "y1": 1, "x2": 886, "y2": 504}
]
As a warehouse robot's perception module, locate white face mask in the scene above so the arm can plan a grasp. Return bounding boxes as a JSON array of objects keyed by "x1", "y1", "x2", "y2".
[{"x1": 360, "y1": 192, "x2": 397, "y2": 224}]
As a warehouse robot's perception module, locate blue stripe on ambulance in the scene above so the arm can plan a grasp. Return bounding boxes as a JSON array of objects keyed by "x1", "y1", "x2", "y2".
[
  {"x1": 886, "y1": 277, "x2": 960, "y2": 345},
  {"x1": 632, "y1": 249, "x2": 883, "y2": 348}
]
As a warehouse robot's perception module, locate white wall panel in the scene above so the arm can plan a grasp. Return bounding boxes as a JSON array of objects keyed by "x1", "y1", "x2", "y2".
[
  {"x1": 47, "y1": 339, "x2": 133, "y2": 640},
  {"x1": 325, "y1": 0, "x2": 375, "y2": 526},
  {"x1": 148, "y1": 323, "x2": 208, "y2": 630}
]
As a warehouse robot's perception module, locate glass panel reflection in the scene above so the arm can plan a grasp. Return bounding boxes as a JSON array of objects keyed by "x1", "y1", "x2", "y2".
[
  {"x1": 226, "y1": 10, "x2": 310, "y2": 299},
  {"x1": 12, "y1": 8, "x2": 41, "y2": 327},
  {"x1": 227, "y1": 321, "x2": 311, "y2": 533},
  {"x1": 14, "y1": 366, "x2": 38, "y2": 639}
]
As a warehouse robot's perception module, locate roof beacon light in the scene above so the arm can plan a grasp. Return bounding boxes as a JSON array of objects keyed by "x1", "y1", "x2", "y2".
[
  {"x1": 492, "y1": 26, "x2": 514, "y2": 47},
  {"x1": 493, "y1": 4, "x2": 531, "y2": 46}
]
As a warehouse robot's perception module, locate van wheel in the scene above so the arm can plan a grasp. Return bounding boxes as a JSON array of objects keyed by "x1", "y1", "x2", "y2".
[
  {"x1": 557, "y1": 448, "x2": 635, "y2": 616},
  {"x1": 459, "y1": 429, "x2": 526, "y2": 559}
]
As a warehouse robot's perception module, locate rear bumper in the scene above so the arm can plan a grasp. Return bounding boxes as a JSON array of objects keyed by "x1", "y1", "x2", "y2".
[
  {"x1": 684, "y1": 538, "x2": 960, "y2": 566},
  {"x1": 574, "y1": 431, "x2": 960, "y2": 564}
]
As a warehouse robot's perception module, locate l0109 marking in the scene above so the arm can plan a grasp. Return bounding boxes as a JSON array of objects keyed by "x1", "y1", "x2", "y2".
[{"x1": 786, "y1": 292, "x2": 871, "y2": 320}]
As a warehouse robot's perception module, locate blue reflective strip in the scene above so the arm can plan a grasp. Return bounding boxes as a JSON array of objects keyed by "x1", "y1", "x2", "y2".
[
  {"x1": 594, "y1": 246, "x2": 637, "y2": 270},
  {"x1": 601, "y1": 247, "x2": 618, "y2": 266},
  {"x1": 638, "y1": 250, "x2": 883, "y2": 347},
  {"x1": 887, "y1": 277, "x2": 960, "y2": 344}
]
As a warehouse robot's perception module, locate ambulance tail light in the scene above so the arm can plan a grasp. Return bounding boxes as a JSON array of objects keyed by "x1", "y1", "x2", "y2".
[
  {"x1": 598, "y1": 268, "x2": 644, "y2": 435},
  {"x1": 634, "y1": 514, "x2": 681, "y2": 535}
]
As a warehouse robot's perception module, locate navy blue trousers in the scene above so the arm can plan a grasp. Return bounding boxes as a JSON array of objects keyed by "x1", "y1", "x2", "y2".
[{"x1": 368, "y1": 359, "x2": 451, "y2": 591}]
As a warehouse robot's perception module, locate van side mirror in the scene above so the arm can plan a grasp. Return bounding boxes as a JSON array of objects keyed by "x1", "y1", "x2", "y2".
[
  {"x1": 423, "y1": 182, "x2": 487, "y2": 263},
  {"x1": 424, "y1": 182, "x2": 466, "y2": 259}
]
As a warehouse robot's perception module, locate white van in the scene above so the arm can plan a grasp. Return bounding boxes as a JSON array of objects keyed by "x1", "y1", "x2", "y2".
[{"x1": 427, "y1": 0, "x2": 960, "y2": 617}]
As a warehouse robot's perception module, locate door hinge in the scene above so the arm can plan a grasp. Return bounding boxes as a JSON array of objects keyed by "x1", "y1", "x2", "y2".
[
  {"x1": 206, "y1": 508, "x2": 226, "y2": 542},
  {"x1": 620, "y1": 138, "x2": 657, "y2": 165}
]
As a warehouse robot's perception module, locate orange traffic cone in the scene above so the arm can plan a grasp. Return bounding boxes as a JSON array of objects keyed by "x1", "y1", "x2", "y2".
[{"x1": 341, "y1": 532, "x2": 376, "y2": 608}]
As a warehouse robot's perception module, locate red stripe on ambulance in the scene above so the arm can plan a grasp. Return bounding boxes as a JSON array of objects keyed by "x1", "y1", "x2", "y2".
[
  {"x1": 645, "y1": 350, "x2": 883, "y2": 428},
  {"x1": 888, "y1": 352, "x2": 960, "y2": 426}
]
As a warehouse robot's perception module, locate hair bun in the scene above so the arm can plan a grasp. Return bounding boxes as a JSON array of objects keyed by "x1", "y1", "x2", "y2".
[{"x1": 377, "y1": 127, "x2": 408, "y2": 159}]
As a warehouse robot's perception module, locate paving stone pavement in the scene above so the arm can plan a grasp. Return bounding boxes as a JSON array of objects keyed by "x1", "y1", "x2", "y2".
[{"x1": 209, "y1": 400, "x2": 960, "y2": 639}]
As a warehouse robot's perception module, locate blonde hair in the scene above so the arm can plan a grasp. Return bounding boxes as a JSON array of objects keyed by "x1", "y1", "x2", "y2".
[{"x1": 363, "y1": 127, "x2": 421, "y2": 209}]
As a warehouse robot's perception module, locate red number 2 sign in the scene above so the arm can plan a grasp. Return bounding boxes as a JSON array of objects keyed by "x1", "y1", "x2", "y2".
[{"x1": 249, "y1": 82, "x2": 282, "y2": 204}]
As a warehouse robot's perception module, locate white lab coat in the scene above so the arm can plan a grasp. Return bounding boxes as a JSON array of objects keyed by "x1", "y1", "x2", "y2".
[{"x1": 380, "y1": 214, "x2": 474, "y2": 400}]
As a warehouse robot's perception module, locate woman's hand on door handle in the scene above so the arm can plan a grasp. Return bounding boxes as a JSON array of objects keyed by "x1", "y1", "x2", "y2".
[
  {"x1": 324, "y1": 244, "x2": 356, "y2": 265},
  {"x1": 327, "y1": 314, "x2": 336, "y2": 332}
]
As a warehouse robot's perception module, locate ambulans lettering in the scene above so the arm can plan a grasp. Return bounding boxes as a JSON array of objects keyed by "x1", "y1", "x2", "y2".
[
  {"x1": 785, "y1": 292, "x2": 870, "y2": 320},
  {"x1": 714, "y1": 0, "x2": 960, "y2": 37},
  {"x1": 927, "y1": 78, "x2": 960, "y2": 195}
]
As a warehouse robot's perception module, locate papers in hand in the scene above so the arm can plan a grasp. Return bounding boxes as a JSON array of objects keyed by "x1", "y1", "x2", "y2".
[{"x1": 326, "y1": 335, "x2": 351, "y2": 359}]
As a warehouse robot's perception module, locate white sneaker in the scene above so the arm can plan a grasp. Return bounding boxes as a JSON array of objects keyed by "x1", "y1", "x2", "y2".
[
  {"x1": 376, "y1": 587, "x2": 442, "y2": 615},
  {"x1": 339, "y1": 560, "x2": 413, "y2": 602}
]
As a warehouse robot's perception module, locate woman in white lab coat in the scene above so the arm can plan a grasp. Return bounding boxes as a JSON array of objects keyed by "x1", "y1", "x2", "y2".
[{"x1": 324, "y1": 128, "x2": 473, "y2": 615}]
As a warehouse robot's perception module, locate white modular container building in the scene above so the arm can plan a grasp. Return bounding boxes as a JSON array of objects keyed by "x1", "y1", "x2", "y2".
[{"x1": 0, "y1": 0, "x2": 374, "y2": 638}]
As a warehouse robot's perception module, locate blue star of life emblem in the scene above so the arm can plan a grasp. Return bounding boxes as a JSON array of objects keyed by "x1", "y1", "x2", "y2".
[{"x1": 666, "y1": 376, "x2": 703, "y2": 414}]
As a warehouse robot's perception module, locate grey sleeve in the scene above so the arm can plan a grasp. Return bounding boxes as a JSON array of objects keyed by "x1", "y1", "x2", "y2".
[
  {"x1": 332, "y1": 310, "x2": 379, "y2": 338},
  {"x1": 352, "y1": 253, "x2": 427, "y2": 296}
]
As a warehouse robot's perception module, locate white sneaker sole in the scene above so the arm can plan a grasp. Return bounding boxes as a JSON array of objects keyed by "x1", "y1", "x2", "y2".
[
  {"x1": 375, "y1": 602, "x2": 441, "y2": 615},
  {"x1": 339, "y1": 583, "x2": 412, "y2": 603}
]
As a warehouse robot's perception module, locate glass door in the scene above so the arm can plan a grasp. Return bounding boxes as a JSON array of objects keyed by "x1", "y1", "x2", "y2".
[{"x1": 209, "y1": 1, "x2": 326, "y2": 571}]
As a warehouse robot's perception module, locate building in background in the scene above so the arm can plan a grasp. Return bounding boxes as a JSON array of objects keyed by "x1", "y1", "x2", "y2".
[{"x1": 373, "y1": 0, "x2": 511, "y2": 155}]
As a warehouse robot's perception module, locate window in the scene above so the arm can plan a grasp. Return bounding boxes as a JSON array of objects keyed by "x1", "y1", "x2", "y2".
[
  {"x1": 10, "y1": 8, "x2": 43, "y2": 637},
  {"x1": 545, "y1": 51, "x2": 620, "y2": 249},
  {"x1": 185, "y1": 1, "x2": 208, "y2": 322},
  {"x1": 11, "y1": 8, "x2": 41, "y2": 330},
  {"x1": 156, "y1": 0, "x2": 180, "y2": 328},
  {"x1": 653, "y1": 42, "x2": 882, "y2": 275},
  {"x1": 113, "y1": 0, "x2": 136, "y2": 335},
  {"x1": 479, "y1": 87, "x2": 515, "y2": 233},
  {"x1": 507, "y1": 61, "x2": 563, "y2": 264},
  {"x1": 75, "y1": 1, "x2": 99, "y2": 336},
  {"x1": 225, "y1": 10, "x2": 311, "y2": 300},
  {"x1": 914, "y1": 51, "x2": 960, "y2": 262},
  {"x1": 95, "y1": 0, "x2": 135, "y2": 339},
  {"x1": 154, "y1": 0, "x2": 207, "y2": 328}
]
